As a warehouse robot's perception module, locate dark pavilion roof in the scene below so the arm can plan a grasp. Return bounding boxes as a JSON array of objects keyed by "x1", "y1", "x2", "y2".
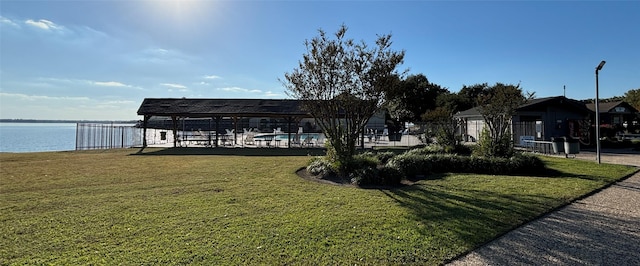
[{"x1": 137, "y1": 98, "x2": 312, "y2": 118}]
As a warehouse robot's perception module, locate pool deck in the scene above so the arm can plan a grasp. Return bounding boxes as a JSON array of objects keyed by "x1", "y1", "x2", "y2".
[{"x1": 147, "y1": 133, "x2": 424, "y2": 149}]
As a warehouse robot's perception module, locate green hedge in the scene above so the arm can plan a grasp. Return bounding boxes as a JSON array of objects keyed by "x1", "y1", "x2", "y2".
[
  {"x1": 308, "y1": 147, "x2": 546, "y2": 187},
  {"x1": 383, "y1": 153, "x2": 545, "y2": 180}
]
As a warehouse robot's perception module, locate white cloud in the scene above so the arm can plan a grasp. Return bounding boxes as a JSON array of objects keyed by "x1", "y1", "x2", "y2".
[
  {"x1": 263, "y1": 91, "x2": 281, "y2": 97},
  {"x1": 161, "y1": 83, "x2": 188, "y2": 89},
  {"x1": 91, "y1": 80, "x2": 143, "y2": 90},
  {"x1": 218, "y1": 87, "x2": 262, "y2": 93},
  {"x1": 204, "y1": 75, "x2": 221, "y2": 79},
  {"x1": 0, "y1": 92, "x2": 139, "y2": 120},
  {"x1": 103, "y1": 100, "x2": 137, "y2": 105},
  {"x1": 147, "y1": 48, "x2": 169, "y2": 55},
  {"x1": 130, "y1": 47, "x2": 193, "y2": 65},
  {"x1": 0, "y1": 92, "x2": 90, "y2": 102},
  {"x1": 77, "y1": 25, "x2": 109, "y2": 41},
  {"x1": 25, "y1": 19, "x2": 63, "y2": 31},
  {"x1": 8, "y1": 18, "x2": 109, "y2": 46},
  {"x1": 37, "y1": 77, "x2": 78, "y2": 84},
  {"x1": 32, "y1": 77, "x2": 141, "y2": 90},
  {"x1": 93, "y1": 81, "x2": 127, "y2": 87},
  {"x1": 0, "y1": 16, "x2": 20, "y2": 28}
]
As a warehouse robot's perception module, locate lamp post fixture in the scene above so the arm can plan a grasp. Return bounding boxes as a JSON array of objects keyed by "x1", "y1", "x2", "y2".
[{"x1": 595, "y1": 60, "x2": 606, "y2": 164}]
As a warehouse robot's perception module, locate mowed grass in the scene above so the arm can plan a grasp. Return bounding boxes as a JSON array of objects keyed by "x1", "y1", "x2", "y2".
[{"x1": 0, "y1": 148, "x2": 636, "y2": 265}]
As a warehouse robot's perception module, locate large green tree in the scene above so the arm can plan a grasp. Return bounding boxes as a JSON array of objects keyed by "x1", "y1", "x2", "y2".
[
  {"x1": 624, "y1": 88, "x2": 640, "y2": 111},
  {"x1": 386, "y1": 74, "x2": 447, "y2": 123},
  {"x1": 420, "y1": 92, "x2": 469, "y2": 146},
  {"x1": 475, "y1": 83, "x2": 526, "y2": 157},
  {"x1": 283, "y1": 25, "x2": 404, "y2": 167},
  {"x1": 457, "y1": 83, "x2": 489, "y2": 110}
]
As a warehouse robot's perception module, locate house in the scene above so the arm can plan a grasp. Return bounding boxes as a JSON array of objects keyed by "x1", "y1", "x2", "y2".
[
  {"x1": 454, "y1": 96, "x2": 636, "y2": 146},
  {"x1": 585, "y1": 101, "x2": 639, "y2": 130},
  {"x1": 513, "y1": 96, "x2": 592, "y2": 144}
]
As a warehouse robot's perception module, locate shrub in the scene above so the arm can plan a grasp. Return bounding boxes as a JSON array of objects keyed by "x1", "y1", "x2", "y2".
[
  {"x1": 378, "y1": 164, "x2": 403, "y2": 185},
  {"x1": 375, "y1": 151, "x2": 396, "y2": 164},
  {"x1": 508, "y1": 153, "x2": 546, "y2": 175},
  {"x1": 403, "y1": 145, "x2": 444, "y2": 156},
  {"x1": 385, "y1": 152, "x2": 546, "y2": 179},
  {"x1": 405, "y1": 144, "x2": 472, "y2": 157},
  {"x1": 385, "y1": 153, "x2": 432, "y2": 178},
  {"x1": 474, "y1": 128, "x2": 515, "y2": 158},
  {"x1": 308, "y1": 149, "x2": 546, "y2": 187},
  {"x1": 467, "y1": 156, "x2": 489, "y2": 173},
  {"x1": 344, "y1": 154, "x2": 381, "y2": 186},
  {"x1": 348, "y1": 166, "x2": 380, "y2": 186},
  {"x1": 450, "y1": 144, "x2": 473, "y2": 156},
  {"x1": 307, "y1": 156, "x2": 336, "y2": 177},
  {"x1": 308, "y1": 153, "x2": 404, "y2": 187},
  {"x1": 437, "y1": 154, "x2": 471, "y2": 173}
]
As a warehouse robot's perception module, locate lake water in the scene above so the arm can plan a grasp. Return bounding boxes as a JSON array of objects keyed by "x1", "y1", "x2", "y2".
[{"x1": 0, "y1": 123, "x2": 78, "y2": 153}]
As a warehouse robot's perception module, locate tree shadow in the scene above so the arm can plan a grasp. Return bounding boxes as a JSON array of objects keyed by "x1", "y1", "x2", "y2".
[
  {"x1": 379, "y1": 178, "x2": 565, "y2": 261},
  {"x1": 378, "y1": 166, "x2": 639, "y2": 264},
  {"x1": 534, "y1": 165, "x2": 639, "y2": 182},
  {"x1": 350, "y1": 166, "x2": 638, "y2": 257}
]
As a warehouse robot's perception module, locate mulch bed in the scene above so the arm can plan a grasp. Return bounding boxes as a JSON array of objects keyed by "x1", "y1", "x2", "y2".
[{"x1": 296, "y1": 167, "x2": 354, "y2": 186}]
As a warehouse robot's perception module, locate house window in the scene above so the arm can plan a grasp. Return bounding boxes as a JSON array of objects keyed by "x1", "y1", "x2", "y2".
[
  {"x1": 536, "y1": 121, "x2": 543, "y2": 138},
  {"x1": 613, "y1": 116, "x2": 621, "y2": 125}
]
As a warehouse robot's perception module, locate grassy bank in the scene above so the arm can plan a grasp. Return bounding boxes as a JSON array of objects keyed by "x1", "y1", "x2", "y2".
[{"x1": 0, "y1": 148, "x2": 636, "y2": 265}]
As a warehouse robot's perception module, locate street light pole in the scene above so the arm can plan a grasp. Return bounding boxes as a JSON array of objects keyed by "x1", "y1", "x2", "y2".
[{"x1": 595, "y1": 60, "x2": 606, "y2": 164}]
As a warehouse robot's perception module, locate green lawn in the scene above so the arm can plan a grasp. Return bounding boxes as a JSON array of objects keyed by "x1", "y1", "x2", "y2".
[{"x1": 0, "y1": 148, "x2": 636, "y2": 265}]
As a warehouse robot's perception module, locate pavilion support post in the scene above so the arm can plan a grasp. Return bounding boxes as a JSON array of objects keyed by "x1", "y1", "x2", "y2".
[
  {"x1": 286, "y1": 117, "x2": 295, "y2": 148},
  {"x1": 214, "y1": 116, "x2": 221, "y2": 148},
  {"x1": 171, "y1": 116, "x2": 178, "y2": 147},
  {"x1": 142, "y1": 115, "x2": 150, "y2": 148},
  {"x1": 208, "y1": 119, "x2": 213, "y2": 147},
  {"x1": 233, "y1": 116, "x2": 238, "y2": 145}
]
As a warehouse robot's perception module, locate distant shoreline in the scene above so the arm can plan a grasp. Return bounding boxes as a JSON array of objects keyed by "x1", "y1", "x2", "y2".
[{"x1": 0, "y1": 119, "x2": 138, "y2": 124}]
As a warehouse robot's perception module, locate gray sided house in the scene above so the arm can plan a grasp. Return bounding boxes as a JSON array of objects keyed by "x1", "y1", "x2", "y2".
[
  {"x1": 585, "y1": 101, "x2": 639, "y2": 129},
  {"x1": 455, "y1": 96, "x2": 592, "y2": 146}
]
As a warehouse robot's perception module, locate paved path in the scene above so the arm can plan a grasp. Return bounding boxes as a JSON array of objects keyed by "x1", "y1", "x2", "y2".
[{"x1": 449, "y1": 150, "x2": 640, "y2": 266}]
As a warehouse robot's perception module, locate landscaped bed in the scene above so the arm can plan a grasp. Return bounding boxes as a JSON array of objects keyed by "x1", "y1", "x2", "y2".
[{"x1": 0, "y1": 148, "x2": 636, "y2": 265}]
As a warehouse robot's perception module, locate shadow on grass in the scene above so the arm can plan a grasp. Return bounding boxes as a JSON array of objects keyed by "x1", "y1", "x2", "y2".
[
  {"x1": 131, "y1": 147, "x2": 327, "y2": 156},
  {"x1": 403, "y1": 168, "x2": 597, "y2": 182},
  {"x1": 530, "y1": 167, "x2": 598, "y2": 180},
  {"x1": 380, "y1": 181, "x2": 558, "y2": 260}
]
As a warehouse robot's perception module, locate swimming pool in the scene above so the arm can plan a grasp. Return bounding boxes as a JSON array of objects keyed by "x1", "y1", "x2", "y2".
[{"x1": 252, "y1": 133, "x2": 324, "y2": 142}]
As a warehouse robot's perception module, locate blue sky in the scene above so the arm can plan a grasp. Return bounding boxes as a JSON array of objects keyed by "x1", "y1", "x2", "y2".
[{"x1": 1, "y1": 0, "x2": 639, "y2": 120}]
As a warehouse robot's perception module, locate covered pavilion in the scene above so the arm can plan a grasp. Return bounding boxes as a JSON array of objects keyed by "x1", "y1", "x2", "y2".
[{"x1": 136, "y1": 98, "x2": 314, "y2": 148}]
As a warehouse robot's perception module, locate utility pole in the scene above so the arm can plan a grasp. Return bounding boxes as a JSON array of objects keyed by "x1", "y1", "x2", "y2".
[{"x1": 595, "y1": 60, "x2": 606, "y2": 164}]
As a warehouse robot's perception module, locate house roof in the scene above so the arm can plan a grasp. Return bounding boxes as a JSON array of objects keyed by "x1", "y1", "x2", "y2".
[
  {"x1": 517, "y1": 96, "x2": 592, "y2": 114},
  {"x1": 454, "y1": 107, "x2": 483, "y2": 118},
  {"x1": 584, "y1": 101, "x2": 639, "y2": 114},
  {"x1": 137, "y1": 98, "x2": 312, "y2": 118},
  {"x1": 454, "y1": 96, "x2": 593, "y2": 118}
]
